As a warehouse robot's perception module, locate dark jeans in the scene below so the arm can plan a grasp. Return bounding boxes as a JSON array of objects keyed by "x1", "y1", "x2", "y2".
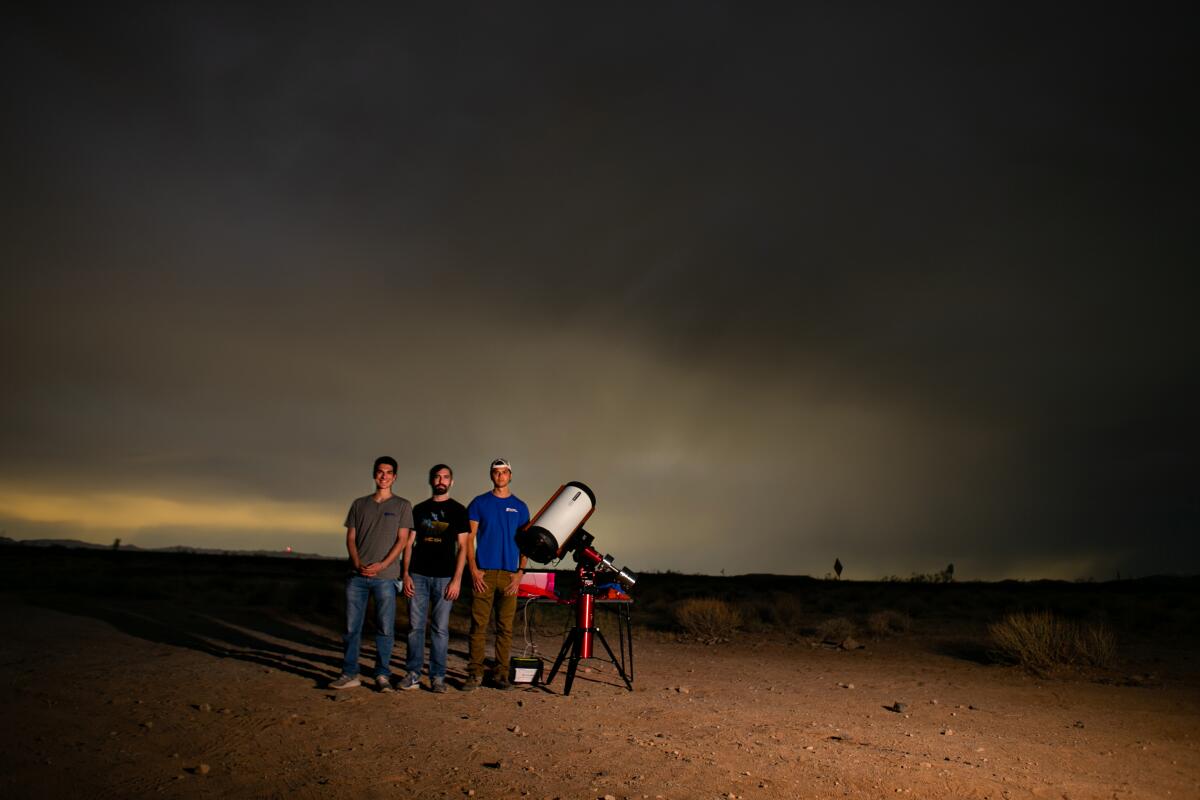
[
  {"x1": 342, "y1": 574, "x2": 396, "y2": 678},
  {"x1": 405, "y1": 573, "x2": 454, "y2": 679}
]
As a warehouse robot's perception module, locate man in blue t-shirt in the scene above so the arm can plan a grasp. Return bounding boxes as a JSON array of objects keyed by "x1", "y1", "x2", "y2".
[{"x1": 462, "y1": 458, "x2": 530, "y2": 691}]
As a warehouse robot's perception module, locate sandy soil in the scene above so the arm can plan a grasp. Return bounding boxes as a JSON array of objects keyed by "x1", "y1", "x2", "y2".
[{"x1": 1, "y1": 592, "x2": 1197, "y2": 800}]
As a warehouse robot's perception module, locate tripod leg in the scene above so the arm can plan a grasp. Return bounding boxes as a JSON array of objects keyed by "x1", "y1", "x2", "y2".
[
  {"x1": 562, "y1": 642, "x2": 581, "y2": 696},
  {"x1": 617, "y1": 604, "x2": 634, "y2": 682},
  {"x1": 547, "y1": 628, "x2": 576, "y2": 685},
  {"x1": 626, "y1": 606, "x2": 634, "y2": 682},
  {"x1": 594, "y1": 628, "x2": 633, "y2": 691}
]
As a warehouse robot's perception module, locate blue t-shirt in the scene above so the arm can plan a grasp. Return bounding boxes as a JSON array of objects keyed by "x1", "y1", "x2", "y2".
[{"x1": 467, "y1": 491, "x2": 531, "y2": 572}]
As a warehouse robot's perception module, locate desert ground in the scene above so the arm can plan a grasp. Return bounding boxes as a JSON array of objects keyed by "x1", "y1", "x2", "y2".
[{"x1": 1, "y1": 547, "x2": 1197, "y2": 799}]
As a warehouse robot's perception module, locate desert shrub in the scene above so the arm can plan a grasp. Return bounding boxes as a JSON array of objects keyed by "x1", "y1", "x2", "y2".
[
  {"x1": 990, "y1": 611, "x2": 1071, "y2": 670},
  {"x1": 673, "y1": 597, "x2": 742, "y2": 642},
  {"x1": 734, "y1": 599, "x2": 771, "y2": 633},
  {"x1": 815, "y1": 616, "x2": 856, "y2": 644},
  {"x1": 899, "y1": 595, "x2": 933, "y2": 620},
  {"x1": 989, "y1": 611, "x2": 1118, "y2": 671},
  {"x1": 1072, "y1": 622, "x2": 1117, "y2": 667},
  {"x1": 767, "y1": 591, "x2": 805, "y2": 629},
  {"x1": 738, "y1": 592, "x2": 804, "y2": 633},
  {"x1": 867, "y1": 609, "x2": 911, "y2": 637}
]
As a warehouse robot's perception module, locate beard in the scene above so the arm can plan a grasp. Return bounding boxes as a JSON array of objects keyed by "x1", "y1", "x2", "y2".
[{"x1": 431, "y1": 484, "x2": 449, "y2": 496}]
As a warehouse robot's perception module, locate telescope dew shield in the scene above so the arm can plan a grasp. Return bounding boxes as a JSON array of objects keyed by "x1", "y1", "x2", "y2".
[{"x1": 516, "y1": 481, "x2": 595, "y2": 563}]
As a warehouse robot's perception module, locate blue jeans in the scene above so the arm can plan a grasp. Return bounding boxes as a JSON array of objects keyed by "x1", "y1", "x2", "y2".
[
  {"x1": 405, "y1": 573, "x2": 454, "y2": 679},
  {"x1": 342, "y1": 575, "x2": 396, "y2": 678}
]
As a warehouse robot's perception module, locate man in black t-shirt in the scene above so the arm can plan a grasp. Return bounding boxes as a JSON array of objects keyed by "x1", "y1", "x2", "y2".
[{"x1": 399, "y1": 463, "x2": 469, "y2": 692}]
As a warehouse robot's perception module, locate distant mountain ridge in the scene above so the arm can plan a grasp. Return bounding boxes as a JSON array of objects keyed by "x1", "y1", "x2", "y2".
[{"x1": 0, "y1": 536, "x2": 336, "y2": 560}]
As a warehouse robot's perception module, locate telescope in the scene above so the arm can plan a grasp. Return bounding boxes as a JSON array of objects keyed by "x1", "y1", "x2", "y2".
[
  {"x1": 516, "y1": 481, "x2": 637, "y2": 588},
  {"x1": 515, "y1": 481, "x2": 636, "y2": 695}
]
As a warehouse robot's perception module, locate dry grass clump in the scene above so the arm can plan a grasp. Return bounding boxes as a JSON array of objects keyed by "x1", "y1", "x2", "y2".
[
  {"x1": 1074, "y1": 621, "x2": 1118, "y2": 666},
  {"x1": 815, "y1": 616, "x2": 856, "y2": 644},
  {"x1": 867, "y1": 609, "x2": 912, "y2": 637},
  {"x1": 673, "y1": 597, "x2": 742, "y2": 642},
  {"x1": 990, "y1": 611, "x2": 1069, "y2": 669},
  {"x1": 738, "y1": 591, "x2": 805, "y2": 633},
  {"x1": 765, "y1": 591, "x2": 805, "y2": 629},
  {"x1": 989, "y1": 611, "x2": 1117, "y2": 672}
]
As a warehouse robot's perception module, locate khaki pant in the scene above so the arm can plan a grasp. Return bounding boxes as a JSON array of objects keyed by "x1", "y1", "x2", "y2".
[{"x1": 468, "y1": 569, "x2": 518, "y2": 679}]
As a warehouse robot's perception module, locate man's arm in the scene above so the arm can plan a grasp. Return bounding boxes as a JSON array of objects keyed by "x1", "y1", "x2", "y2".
[
  {"x1": 401, "y1": 527, "x2": 416, "y2": 597},
  {"x1": 382, "y1": 527, "x2": 408, "y2": 569},
  {"x1": 467, "y1": 520, "x2": 486, "y2": 593},
  {"x1": 505, "y1": 509, "x2": 531, "y2": 595},
  {"x1": 505, "y1": 550, "x2": 528, "y2": 596},
  {"x1": 446, "y1": 531, "x2": 469, "y2": 600},
  {"x1": 346, "y1": 527, "x2": 368, "y2": 575}
]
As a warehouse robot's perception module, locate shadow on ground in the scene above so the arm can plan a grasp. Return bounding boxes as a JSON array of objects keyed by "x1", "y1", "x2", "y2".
[
  {"x1": 29, "y1": 594, "x2": 494, "y2": 688},
  {"x1": 31, "y1": 596, "x2": 347, "y2": 684},
  {"x1": 929, "y1": 637, "x2": 995, "y2": 665}
]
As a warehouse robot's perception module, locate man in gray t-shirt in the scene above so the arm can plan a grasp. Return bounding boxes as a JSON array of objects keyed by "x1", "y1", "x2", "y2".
[{"x1": 330, "y1": 456, "x2": 414, "y2": 692}]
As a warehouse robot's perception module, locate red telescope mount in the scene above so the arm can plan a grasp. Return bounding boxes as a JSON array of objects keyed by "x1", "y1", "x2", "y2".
[{"x1": 545, "y1": 529, "x2": 635, "y2": 695}]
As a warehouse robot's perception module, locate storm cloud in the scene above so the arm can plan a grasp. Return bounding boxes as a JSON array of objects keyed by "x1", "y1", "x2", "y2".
[{"x1": 2, "y1": 2, "x2": 1195, "y2": 578}]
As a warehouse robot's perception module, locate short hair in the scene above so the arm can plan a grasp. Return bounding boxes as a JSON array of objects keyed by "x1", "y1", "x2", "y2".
[
  {"x1": 373, "y1": 456, "x2": 398, "y2": 474},
  {"x1": 428, "y1": 463, "x2": 453, "y2": 482}
]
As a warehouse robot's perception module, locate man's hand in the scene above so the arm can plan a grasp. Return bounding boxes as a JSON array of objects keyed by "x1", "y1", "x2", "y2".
[
  {"x1": 505, "y1": 571, "x2": 523, "y2": 596},
  {"x1": 471, "y1": 568, "x2": 486, "y2": 594},
  {"x1": 445, "y1": 579, "x2": 461, "y2": 601},
  {"x1": 359, "y1": 562, "x2": 382, "y2": 577},
  {"x1": 402, "y1": 574, "x2": 415, "y2": 597}
]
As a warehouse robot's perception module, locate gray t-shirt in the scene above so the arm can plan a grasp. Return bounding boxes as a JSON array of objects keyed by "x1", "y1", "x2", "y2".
[{"x1": 344, "y1": 494, "x2": 414, "y2": 580}]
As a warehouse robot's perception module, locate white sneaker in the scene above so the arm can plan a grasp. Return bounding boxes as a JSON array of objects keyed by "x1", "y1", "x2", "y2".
[
  {"x1": 376, "y1": 675, "x2": 394, "y2": 693},
  {"x1": 400, "y1": 673, "x2": 421, "y2": 691},
  {"x1": 330, "y1": 674, "x2": 361, "y2": 689}
]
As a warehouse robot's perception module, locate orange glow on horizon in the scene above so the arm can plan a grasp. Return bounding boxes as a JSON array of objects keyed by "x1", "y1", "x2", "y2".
[{"x1": 0, "y1": 487, "x2": 334, "y2": 533}]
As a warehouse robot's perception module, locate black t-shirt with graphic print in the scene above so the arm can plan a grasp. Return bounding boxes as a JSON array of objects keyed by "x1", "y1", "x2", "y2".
[{"x1": 409, "y1": 498, "x2": 469, "y2": 578}]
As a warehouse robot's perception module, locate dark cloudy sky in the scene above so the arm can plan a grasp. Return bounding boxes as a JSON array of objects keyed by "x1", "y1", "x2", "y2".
[{"x1": 2, "y1": 2, "x2": 1195, "y2": 579}]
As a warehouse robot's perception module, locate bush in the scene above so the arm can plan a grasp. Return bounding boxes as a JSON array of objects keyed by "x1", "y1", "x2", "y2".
[
  {"x1": 1073, "y1": 622, "x2": 1117, "y2": 667},
  {"x1": 737, "y1": 591, "x2": 804, "y2": 633},
  {"x1": 766, "y1": 591, "x2": 805, "y2": 629},
  {"x1": 990, "y1": 611, "x2": 1069, "y2": 670},
  {"x1": 867, "y1": 609, "x2": 911, "y2": 637},
  {"x1": 673, "y1": 597, "x2": 742, "y2": 642},
  {"x1": 989, "y1": 611, "x2": 1117, "y2": 672},
  {"x1": 734, "y1": 599, "x2": 770, "y2": 633},
  {"x1": 815, "y1": 616, "x2": 856, "y2": 644}
]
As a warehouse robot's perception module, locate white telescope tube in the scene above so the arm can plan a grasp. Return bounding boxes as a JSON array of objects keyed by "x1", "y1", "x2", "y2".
[{"x1": 517, "y1": 481, "x2": 595, "y2": 563}]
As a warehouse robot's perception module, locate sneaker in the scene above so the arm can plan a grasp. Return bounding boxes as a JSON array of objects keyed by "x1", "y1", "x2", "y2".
[
  {"x1": 431, "y1": 678, "x2": 448, "y2": 694},
  {"x1": 376, "y1": 675, "x2": 393, "y2": 693},
  {"x1": 460, "y1": 675, "x2": 481, "y2": 692},
  {"x1": 400, "y1": 673, "x2": 421, "y2": 691},
  {"x1": 330, "y1": 674, "x2": 361, "y2": 690}
]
